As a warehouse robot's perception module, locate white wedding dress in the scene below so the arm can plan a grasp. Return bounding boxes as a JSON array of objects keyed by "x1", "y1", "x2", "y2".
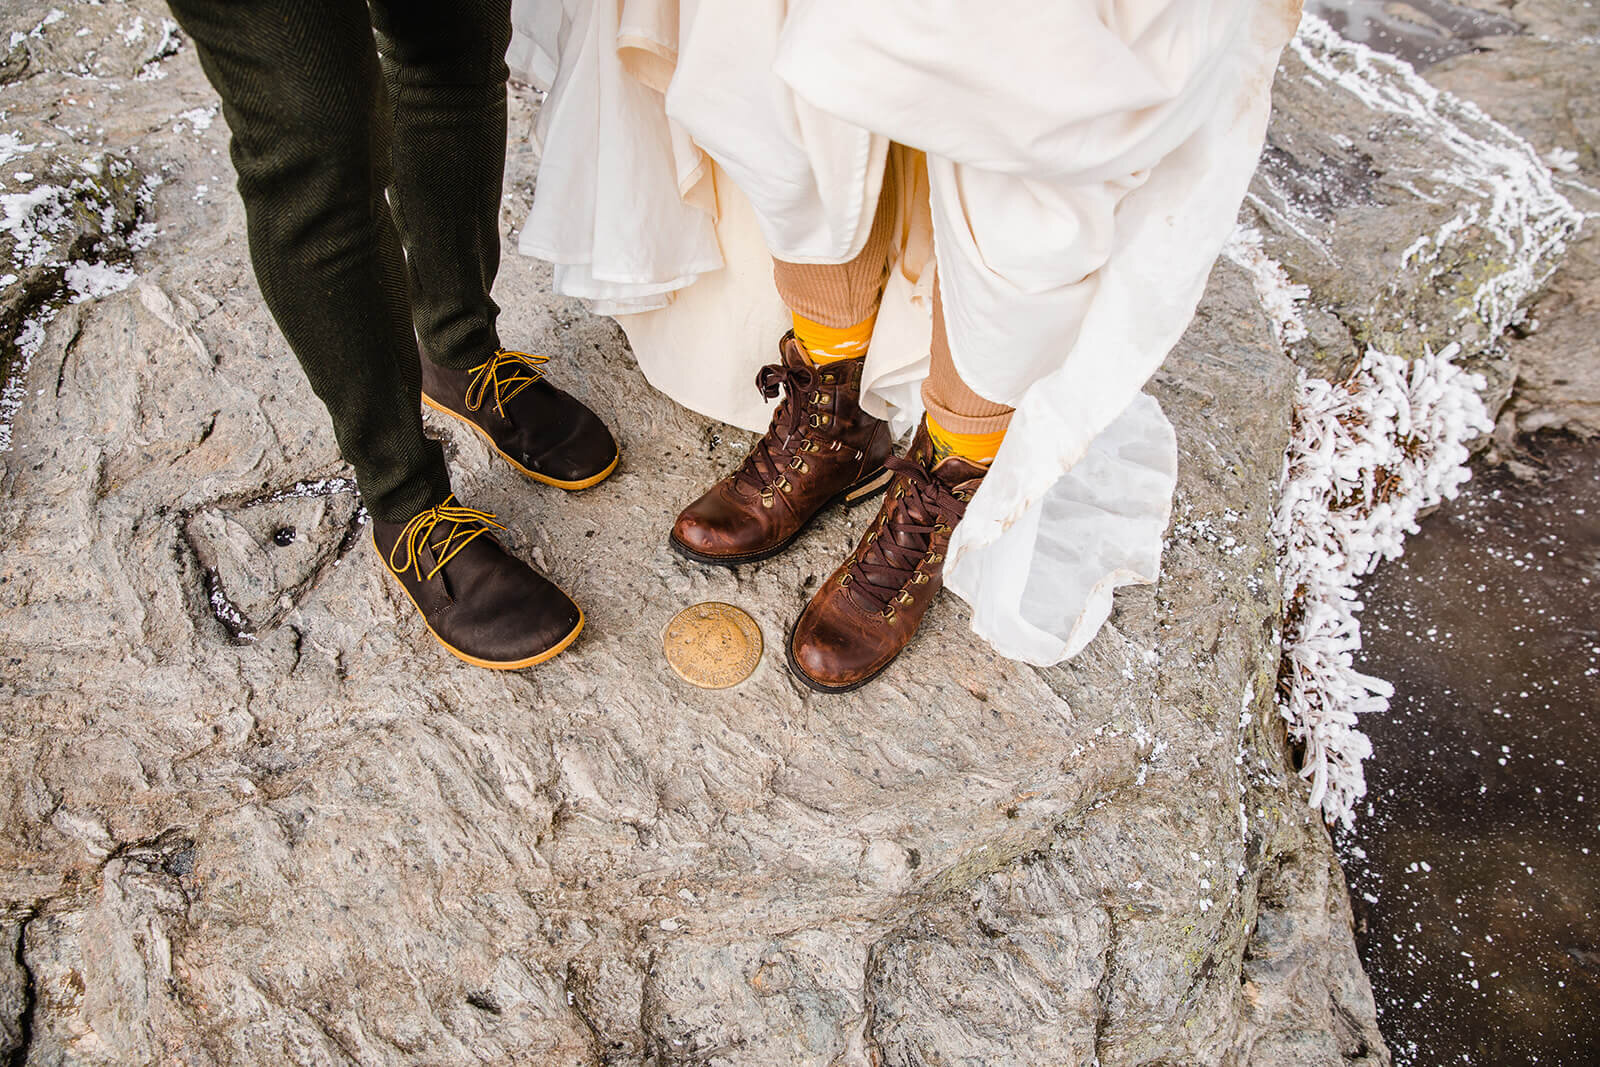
[{"x1": 508, "y1": 0, "x2": 1300, "y2": 665}]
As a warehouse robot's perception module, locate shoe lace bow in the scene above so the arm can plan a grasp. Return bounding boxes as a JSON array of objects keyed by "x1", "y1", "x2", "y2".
[
  {"x1": 732, "y1": 359, "x2": 820, "y2": 494},
  {"x1": 465, "y1": 349, "x2": 550, "y2": 417},
  {"x1": 387, "y1": 495, "x2": 506, "y2": 582}
]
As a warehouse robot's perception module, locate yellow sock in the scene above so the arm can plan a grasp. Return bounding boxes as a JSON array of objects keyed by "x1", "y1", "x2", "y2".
[
  {"x1": 926, "y1": 412, "x2": 1006, "y2": 466},
  {"x1": 792, "y1": 311, "x2": 876, "y2": 364}
]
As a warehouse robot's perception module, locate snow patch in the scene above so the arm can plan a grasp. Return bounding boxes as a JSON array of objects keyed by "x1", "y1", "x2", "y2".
[
  {"x1": 173, "y1": 106, "x2": 217, "y2": 136},
  {"x1": 0, "y1": 307, "x2": 58, "y2": 453},
  {"x1": 0, "y1": 133, "x2": 35, "y2": 169},
  {"x1": 2, "y1": 184, "x2": 72, "y2": 267},
  {"x1": 135, "y1": 18, "x2": 183, "y2": 81},
  {"x1": 65, "y1": 259, "x2": 136, "y2": 302}
]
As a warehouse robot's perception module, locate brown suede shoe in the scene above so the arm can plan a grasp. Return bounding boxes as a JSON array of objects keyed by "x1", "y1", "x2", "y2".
[
  {"x1": 372, "y1": 496, "x2": 583, "y2": 669},
  {"x1": 670, "y1": 332, "x2": 893, "y2": 566},
  {"x1": 787, "y1": 424, "x2": 987, "y2": 693},
  {"x1": 422, "y1": 349, "x2": 619, "y2": 490}
]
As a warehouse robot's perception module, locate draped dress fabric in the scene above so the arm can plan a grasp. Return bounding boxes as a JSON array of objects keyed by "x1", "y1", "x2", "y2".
[{"x1": 511, "y1": 0, "x2": 1301, "y2": 665}]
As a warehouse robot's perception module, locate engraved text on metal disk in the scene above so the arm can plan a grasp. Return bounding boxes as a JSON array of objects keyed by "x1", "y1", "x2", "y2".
[{"x1": 662, "y1": 602, "x2": 763, "y2": 689}]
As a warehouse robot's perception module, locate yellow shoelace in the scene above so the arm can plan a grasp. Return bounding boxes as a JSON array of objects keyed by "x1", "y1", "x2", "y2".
[
  {"x1": 464, "y1": 349, "x2": 550, "y2": 417},
  {"x1": 387, "y1": 495, "x2": 506, "y2": 582}
]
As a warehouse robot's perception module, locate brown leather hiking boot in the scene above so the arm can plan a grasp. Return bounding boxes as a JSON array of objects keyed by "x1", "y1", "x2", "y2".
[
  {"x1": 372, "y1": 496, "x2": 583, "y2": 669},
  {"x1": 787, "y1": 424, "x2": 987, "y2": 692},
  {"x1": 670, "y1": 332, "x2": 893, "y2": 565},
  {"x1": 422, "y1": 349, "x2": 619, "y2": 490}
]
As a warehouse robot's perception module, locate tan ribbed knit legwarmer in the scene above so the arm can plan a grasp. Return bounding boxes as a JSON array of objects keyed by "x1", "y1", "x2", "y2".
[
  {"x1": 772, "y1": 151, "x2": 1013, "y2": 436},
  {"x1": 922, "y1": 278, "x2": 1014, "y2": 435}
]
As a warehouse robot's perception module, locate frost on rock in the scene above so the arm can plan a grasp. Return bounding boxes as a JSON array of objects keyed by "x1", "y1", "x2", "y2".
[
  {"x1": 1235, "y1": 14, "x2": 1582, "y2": 829},
  {"x1": 65, "y1": 259, "x2": 137, "y2": 302},
  {"x1": 1274, "y1": 343, "x2": 1493, "y2": 827},
  {"x1": 1, "y1": 154, "x2": 156, "y2": 453},
  {"x1": 1224, "y1": 226, "x2": 1311, "y2": 345},
  {"x1": 1300, "y1": 14, "x2": 1581, "y2": 334}
]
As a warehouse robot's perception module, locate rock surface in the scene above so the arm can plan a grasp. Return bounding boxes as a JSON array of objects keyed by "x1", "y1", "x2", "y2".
[
  {"x1": 0, "y1": 1, "x2": 1585, "y2": 1063},
  {"x1": 1423, "y1": 0, "x2": 1600, "y2": 441}
]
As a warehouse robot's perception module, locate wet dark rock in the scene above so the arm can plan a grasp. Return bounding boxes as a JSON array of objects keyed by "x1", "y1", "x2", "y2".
[
  {"x1": 1343, "y1": 437, "x2": 1600, "y2": 1065},
  {"x1": 1305, "y1": 0, "x2": 1523, "y2": 69}
]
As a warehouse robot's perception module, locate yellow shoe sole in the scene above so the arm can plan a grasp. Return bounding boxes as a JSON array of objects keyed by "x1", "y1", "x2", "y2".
[
  {"x1": 422, "y1": 393, "x2": 620, "y2": 490},
  {"x1": 377, "y1": 536, "x2": 585, "y2": 669}
]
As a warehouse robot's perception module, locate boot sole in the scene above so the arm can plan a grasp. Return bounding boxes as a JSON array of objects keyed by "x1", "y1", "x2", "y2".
[
  {"x1": 423, "y1": 393, "x2": 620, "y2": 491},
  {"x1": 784, "y1": 620, "x2": 897, "y2": 694},
  {"x1": 377, "y1": 536, "x2": 585, "y2": 670},
  {"x1": 667, "y1": 467, "x2": 894, "y2": 567}
]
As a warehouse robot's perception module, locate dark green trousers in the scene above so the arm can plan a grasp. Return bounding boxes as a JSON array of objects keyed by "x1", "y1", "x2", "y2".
[{"x1": 164, "y1": 0, "x2": 514, "y2": 523}]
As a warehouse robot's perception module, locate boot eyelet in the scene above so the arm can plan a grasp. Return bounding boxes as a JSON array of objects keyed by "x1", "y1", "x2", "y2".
[
  {"x1": 927, "y1": 552, "x2": 942, "y2": 564},
  {"x1": 821, "y1": 373, "x2": 835, "y2": 384},
  {"x1": 789, "y1": 456, "x2": 808, "y2": 472},
  {"x1": 913, "y1": 573, "x2": 929, "y2": 585},
  {"x1": 808, "y1": 413, "x2": 830, "y2": 428},
  {"x1": 881, "y1": 607, "x2": 897, "y2": 622},
  {"x1": 933, "y1": 523, "x2": 949, "y2": 534},
  {"x1": 839, "y1": 572, "x2": 852, "y2": 586},
  {"x1": 776, "y1": 476, "x2": 792, "y2": 493},
  {"x1": 897, "y1": 590, "x2": 913, "y2": 605},
  {"x1": 954, "y1": 490, "x2": 969, "y2": 501}
]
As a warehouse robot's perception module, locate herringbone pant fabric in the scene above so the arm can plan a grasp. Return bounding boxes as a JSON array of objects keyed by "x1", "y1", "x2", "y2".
[{"x1": 164, "y1": 0, "x2": 513, "y2": 523}]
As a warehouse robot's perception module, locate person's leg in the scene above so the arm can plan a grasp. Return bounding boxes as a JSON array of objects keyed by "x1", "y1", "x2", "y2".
[
  {"x1": 369, "y1": 0, "x2": 511, "y2": 370},
  {"x1": 920, "y1": 278, "x2": 1014, "y2": 465},
  {"x1": 669, "y1": 165, "x2": 897, "y2": 565},
  {"x1": 367, "y1": 0, "x2": 618, "y2": 491},
  {"x1": 164, "y1": 0, "x2": 450, "y2": 525},
  {"x1": 787, "y1": 277, "x2": 1010, "y2": 693},
  {"x1": 164, "y1": 0, "x2": 583, "y2": 667},
  {"x1": 771, "y1": 175, "x2": 895, "y2": 363}
]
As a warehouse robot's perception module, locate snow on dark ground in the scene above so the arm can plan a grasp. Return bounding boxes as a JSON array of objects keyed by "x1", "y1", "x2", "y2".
[{"x1": 1338, "y1": 436, "x2": 1600, "y2": 1065}]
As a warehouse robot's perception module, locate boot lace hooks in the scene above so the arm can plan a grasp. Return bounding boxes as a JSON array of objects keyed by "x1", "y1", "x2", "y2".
[
  {"x1": 735, "y1": 360, "x2": 821, "y2": 495},
  {"x1": 465, "y1": 349, "x2": 550, "y2": 418},
  {"x1": 842, "y1": 456, "x2": 969, "y2": 617},
  {"x1": 387, "y1": 495, "x2": 506, "y2": 582}
]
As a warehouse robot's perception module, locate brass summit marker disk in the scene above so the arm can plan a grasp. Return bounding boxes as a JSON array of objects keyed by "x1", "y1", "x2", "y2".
[{"x1": 663, "y1": 602, "x2": 763, "y2": 689}]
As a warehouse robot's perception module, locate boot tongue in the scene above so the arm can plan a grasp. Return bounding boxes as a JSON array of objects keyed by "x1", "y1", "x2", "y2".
[
  {"x1": 779, "y1": 332, "x2": 817, "y2": 372},
  {"x1": 908, "y1": 422, "x2": 989, "y2": 489},
  {"x1": 933, "y1": 452, "x2": 988, "y2": 482}
]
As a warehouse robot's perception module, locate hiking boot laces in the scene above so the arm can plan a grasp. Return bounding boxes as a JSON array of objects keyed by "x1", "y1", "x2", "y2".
[
  {"x1": 843, "y1": 455, "x2": 969, "y2": 617},
  {"x1": 464, "y1": 349, "x2": 551, "y2": 418},
  {"x1": 732, "y1": 359, "x2": 821, "y2": 496},
  {"x1": 387, "y1": 495, "x2": 507, "y2": 582}
]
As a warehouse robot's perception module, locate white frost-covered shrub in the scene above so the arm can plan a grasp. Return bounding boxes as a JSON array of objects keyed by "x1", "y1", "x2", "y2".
[
  {"x1": 1234, "y1": 13, "x2": 1580, "y2": 828},
  {"x1": 1274, "y1": 345, "x2": 1492, "y2": 826}
]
